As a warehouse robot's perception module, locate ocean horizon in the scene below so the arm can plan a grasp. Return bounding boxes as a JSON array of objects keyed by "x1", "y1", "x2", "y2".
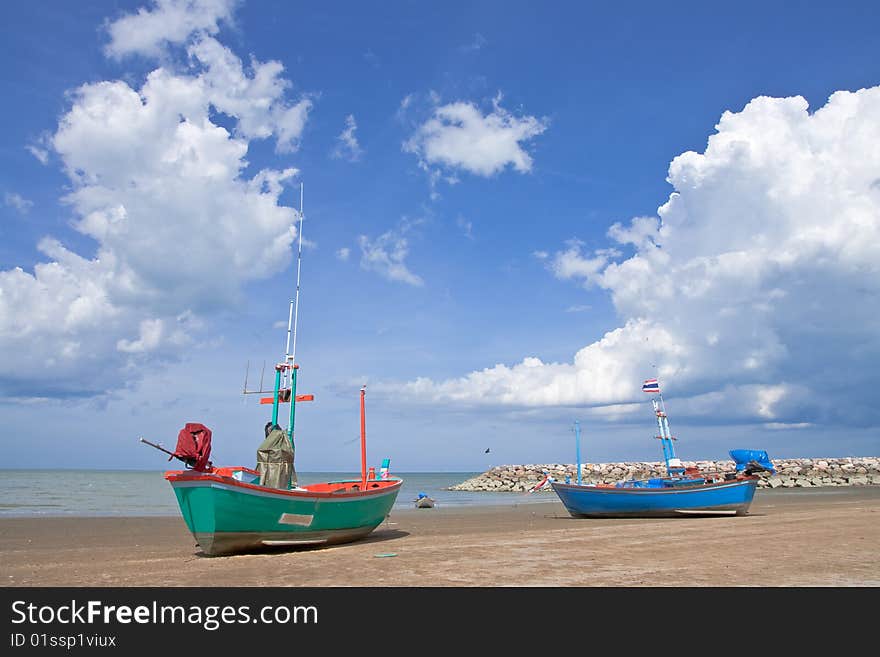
[{"x1": 0, "y1": 469, "x2": 554, "y2": 518}]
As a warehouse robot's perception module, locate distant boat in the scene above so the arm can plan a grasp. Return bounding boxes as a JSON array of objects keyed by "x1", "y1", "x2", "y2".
[
  {"x1": 551, "y1": 378, "x2": 775, "y2": 518},
  {"x1": 414, "y1": 492, "x2": 435, "y2": 508},
  {"x1": 143, "y1": 184, "x2": 402, "y2": 555}
]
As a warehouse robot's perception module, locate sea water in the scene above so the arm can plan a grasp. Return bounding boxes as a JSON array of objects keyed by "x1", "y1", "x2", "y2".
[{"x1": 0, "y1": 469, "x2": 554, "y2": 517}]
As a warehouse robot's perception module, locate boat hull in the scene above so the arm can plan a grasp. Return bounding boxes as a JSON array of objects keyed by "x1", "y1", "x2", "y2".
[
  {"x1": 166, "y1": 469, "x2": 402, "y2": 555},
  {"x1": 551, "y1": 477, "x2": 758, "y2": 518}
]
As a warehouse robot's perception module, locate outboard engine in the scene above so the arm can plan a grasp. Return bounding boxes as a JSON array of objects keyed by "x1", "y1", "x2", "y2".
[
  {"x1": 171, "y1": 422, "x2": 213, "y2": 472},
  {"x1": 729, "y1": 449, "x2": 775, "y2": 475}
]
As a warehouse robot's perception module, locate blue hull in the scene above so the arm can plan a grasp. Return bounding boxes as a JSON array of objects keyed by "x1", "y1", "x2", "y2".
[{"x1": 551, "y1": 478, "x2": 758, "y2": 518}]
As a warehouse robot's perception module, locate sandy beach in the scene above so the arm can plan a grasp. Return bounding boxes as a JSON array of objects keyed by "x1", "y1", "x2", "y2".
[{"x1": 2, "y1": 487, "x2": 878, "y2": 587}]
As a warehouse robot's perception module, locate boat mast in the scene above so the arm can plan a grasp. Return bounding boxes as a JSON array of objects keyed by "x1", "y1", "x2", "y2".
[
  {"x1": 574, "y1": 420, "x2": 582, "y2": 485},
  {"x1": 270, "y1": 183, "x2": 305, "y2": 441},
  {"x1": 288, "y1": 182, "x2": 304, "y2": 369},
  {"x1": 286, "y1": 183, "x2": 305, "y2": 445},
  {"x1": 651, "y1": 380, "x2": 681, "y2": 476},
  {"x1": 360, "y1": 386, "x2": 368, "y2": 489}
]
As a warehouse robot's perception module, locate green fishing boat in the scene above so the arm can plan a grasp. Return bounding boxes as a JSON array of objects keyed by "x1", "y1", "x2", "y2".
[{"x1": 143, "y1": 184, "x2": 402, "y2": 556}]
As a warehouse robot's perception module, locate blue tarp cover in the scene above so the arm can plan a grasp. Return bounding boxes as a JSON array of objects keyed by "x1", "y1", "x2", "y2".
[{"x1": 730, "y1": 449, "x2": 774, "y2": 472}]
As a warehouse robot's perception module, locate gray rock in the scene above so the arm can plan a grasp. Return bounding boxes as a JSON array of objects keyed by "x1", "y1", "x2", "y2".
[{"x1": 446, "y1": 457, "x2": 880, "y2": 492}]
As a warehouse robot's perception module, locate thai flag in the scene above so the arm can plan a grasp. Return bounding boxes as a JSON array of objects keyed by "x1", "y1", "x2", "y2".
[{"x1": 642, "y1": 378, "x2": 660, "y2": 394}]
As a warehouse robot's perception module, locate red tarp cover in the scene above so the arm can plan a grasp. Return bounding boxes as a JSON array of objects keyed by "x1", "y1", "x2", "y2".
[{"x1": 172, "y1": 422, "x2": 213, "y2": 471}]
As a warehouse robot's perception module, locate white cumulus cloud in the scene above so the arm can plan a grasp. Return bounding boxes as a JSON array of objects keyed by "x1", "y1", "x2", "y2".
[
  {"x1": 186, "y1": 36, "x2": 313, "y2": 153},
  {"x1": 331, "y1": 114, "x2": 363, "y2": 162},
  {"x1": 0, "y1": 0, "x2": 309, "y2": 400},
  {"x1": 394, "y1": 86, "x2": 880, "y2": 429},
  {"x1": 358, "y1": 219, "x2": 424, "y2": 287},
  {"x1": 403, "y1": 92, "x2": 548, "y2": 181},
  {"x1": 4, "y1": 192, "x2": 33, "y2": 214},
  {"x1": 104, "y1": 0, "x2": 237, "y2": 59}
]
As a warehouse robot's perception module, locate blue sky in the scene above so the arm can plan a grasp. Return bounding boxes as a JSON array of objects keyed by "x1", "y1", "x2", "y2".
[{"x1": 1, "y1": 0, "x2": 878, "y2": 472}]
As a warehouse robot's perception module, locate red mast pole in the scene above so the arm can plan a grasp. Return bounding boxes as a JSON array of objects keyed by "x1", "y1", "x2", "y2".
[{"x1": 360, "y1": 386, "x2": 367, "y2": 488}]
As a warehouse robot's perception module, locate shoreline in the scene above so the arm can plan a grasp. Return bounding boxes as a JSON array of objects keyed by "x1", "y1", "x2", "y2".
[{"x1": 2, "y1": 486, "x2": 878, "y2": 587}]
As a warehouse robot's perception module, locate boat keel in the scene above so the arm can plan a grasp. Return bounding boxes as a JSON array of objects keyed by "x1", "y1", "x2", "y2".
[{"x1": 193, "y1": 524, "x2": 381, "y2": 556}]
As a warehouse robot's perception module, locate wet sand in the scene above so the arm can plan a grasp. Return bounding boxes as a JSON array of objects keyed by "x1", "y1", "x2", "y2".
[{"x1": 2, "y1": 487, "x2": 878, "y2": 587}]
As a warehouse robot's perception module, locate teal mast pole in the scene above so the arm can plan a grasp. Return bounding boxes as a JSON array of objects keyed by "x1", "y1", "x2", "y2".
[
  {"x1": 574, "y1": 420, "x2": 582, "y2": 486},
  {"x1": 287, "y1": 365, "x2": 297, "y2": 449},
  {"x1": 653, "y1": 399, "x2": 671, "y2": 473},
  {"x1": 271, "y1": 365, "x2": 282, "y2": 426}
]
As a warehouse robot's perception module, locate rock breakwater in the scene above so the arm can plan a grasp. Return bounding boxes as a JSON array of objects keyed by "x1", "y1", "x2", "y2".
[{"x1": 449, "y1": 457, "x2": 880, "y2": 492}]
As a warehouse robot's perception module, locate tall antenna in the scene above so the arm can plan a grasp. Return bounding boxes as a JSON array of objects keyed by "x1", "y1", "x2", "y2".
[
  {"x1": 286, "y1": 182, "x2": 305, "y2": 369},
  {"x1": 281, "y1": 182, "x2": 305, "y2": 441}
]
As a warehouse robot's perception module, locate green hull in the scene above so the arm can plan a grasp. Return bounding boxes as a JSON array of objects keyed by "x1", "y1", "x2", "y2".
[{"x1": 169, "y1": 474, "x2": 402, "y2": 556}]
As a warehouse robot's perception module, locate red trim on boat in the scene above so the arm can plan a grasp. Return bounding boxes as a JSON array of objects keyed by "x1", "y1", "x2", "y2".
[{"x1": 164, "y1": 468, "x2": 402, "y2": 499}]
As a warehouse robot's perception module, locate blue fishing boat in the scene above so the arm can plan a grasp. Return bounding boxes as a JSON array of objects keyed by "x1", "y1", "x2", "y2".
[{"x1": 551, "y1": 378, "x2": 776, "y2": 518}]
